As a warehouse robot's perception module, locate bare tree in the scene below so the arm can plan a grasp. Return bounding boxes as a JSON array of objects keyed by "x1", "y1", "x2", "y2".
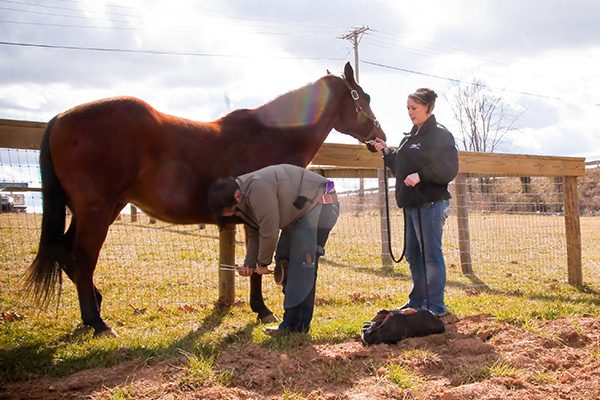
[
  {"x1": 449, "y1": 80, "x2": 521, "y2": 194},
  {"x1": 450, "y1": 79, "x2": 520, "y2": 153}
]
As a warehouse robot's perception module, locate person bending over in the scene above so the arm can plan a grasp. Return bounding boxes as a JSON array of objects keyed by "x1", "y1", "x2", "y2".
[{"x1": 207, "y1": 164, "x2": 339, "y2": 334}]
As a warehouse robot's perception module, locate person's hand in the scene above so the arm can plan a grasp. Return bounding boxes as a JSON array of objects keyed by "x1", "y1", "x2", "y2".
[
  {"x1": 237, "y1": 264, "x2": 273, "y2": 276},
  {"x1": 237, "y1": 265, "x2": 253, "y2": 277},
  {"x1": 255, "y1": 264, "x2": 273, "y2": 275},
  {"x1": 403, "y1": 172, "x2": 420, "y2": 187},
  {"x1": 368, "y1": 138, "x2": 389, "y2": 155}
]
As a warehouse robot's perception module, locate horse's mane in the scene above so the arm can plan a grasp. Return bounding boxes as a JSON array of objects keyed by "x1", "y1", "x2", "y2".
[{"x1": 253, "y1": 75, "x2": 339, "y2": 128}]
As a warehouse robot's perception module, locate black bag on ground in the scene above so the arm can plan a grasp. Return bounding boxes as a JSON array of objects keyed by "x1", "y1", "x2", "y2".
[{"x1": 361, "y1": 309, "x2": 445, "y2": 345}]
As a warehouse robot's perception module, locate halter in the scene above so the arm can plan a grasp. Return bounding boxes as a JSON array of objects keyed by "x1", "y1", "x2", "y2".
[{"x1": 341, "y1": 75, "x2": 381, "y2": 142}]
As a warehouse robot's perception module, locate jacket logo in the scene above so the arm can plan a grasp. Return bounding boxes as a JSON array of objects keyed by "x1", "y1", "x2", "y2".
[{"x1": 409, "y1": 143, "x2": 421, "y2": 150}]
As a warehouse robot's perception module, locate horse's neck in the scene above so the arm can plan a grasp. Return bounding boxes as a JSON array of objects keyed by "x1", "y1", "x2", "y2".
[{"x1": 253, "y1": 76, "x2": 342, "y2": 152}]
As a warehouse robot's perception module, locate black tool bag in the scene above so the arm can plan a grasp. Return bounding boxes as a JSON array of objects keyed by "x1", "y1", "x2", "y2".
[{"x1": 361, "y1": 309, "x2": 445, "y2": 345}]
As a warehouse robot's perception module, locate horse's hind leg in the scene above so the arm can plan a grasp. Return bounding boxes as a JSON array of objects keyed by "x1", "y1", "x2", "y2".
[
  {"x1": 64, "y1": 210, "x2": 115, "y2": 336},
  {"x1": 64, "y1": 203, "x2": 125, "y2": 317}
]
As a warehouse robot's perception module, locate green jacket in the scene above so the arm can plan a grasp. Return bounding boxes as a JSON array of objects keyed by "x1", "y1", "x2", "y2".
[{"x1": 235, "y1": 164, "x2": 328, "y2": 266}]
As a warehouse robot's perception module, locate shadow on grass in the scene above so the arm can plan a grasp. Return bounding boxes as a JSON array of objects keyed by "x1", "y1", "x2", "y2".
[
  {"x1": 0, "y1": 304, "x2": 257, "y2": 384},
  {"x1": 0, "y1": 341, "x2": 58, "y2": 383},
  {"x1": 445, "y1": 272, "x2": 600, "y2": 307},
  {"x1": 163, "y1": 304, "x2": 256, "y2": 353},
  {"x1": 325, "y1": 256, "x2": 599, "y2": 309},
  {"x1": 320, "y1": 258, "x2": 412, "y2": 280}
]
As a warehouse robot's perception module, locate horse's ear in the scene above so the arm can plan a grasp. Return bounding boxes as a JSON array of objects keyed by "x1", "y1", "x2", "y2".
[
  {"x1": 344, "y1": 62, "x2": 356, "y2": 86},
  {"x1": 326, "y1": 69, "x2": 332, "y2": 75}
]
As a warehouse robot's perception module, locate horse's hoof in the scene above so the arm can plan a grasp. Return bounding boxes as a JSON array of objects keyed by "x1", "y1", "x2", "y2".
[
  {"x1": 258, "y1": 313, "x2": 278, "y2": 324},
  {"x1": 94, "y1": 327, "x2": 118, "y2": 338}
]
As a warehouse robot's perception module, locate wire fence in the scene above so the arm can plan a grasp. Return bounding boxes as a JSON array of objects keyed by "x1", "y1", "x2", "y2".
[{"x1": 1, "y1": 148, "x2": 599, "y2": 313}]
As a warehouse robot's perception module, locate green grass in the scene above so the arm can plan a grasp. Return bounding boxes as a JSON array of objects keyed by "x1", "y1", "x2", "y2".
[
  {"x1": 178, "y1": 348, "x2": 234, "y2": 390},
  {"x1": 0, "y1": 212, "x2": 599, "y2": 383},
  {"x1": 387, "y1": 362, "x2": 421, "y2": 389},
  {"x1": 454, "y1": 359, "x2": 524, "y2": 385},
  {"x1": 105, "y1": 386, "x2": 136, "y2": 400},
  {"x1": 590, "y1": 346, "x2": 600, "y2": 361},
  {"x1": 281, "y1": 388, "x2": 307, "y2": 400},
  {"x1": 530, "y1": 371, "x2": 554, "y2": 384}
]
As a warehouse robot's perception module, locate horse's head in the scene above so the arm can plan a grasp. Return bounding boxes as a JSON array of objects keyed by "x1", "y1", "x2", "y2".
[{"x1": 333, "y1": 62, "x2": 386, "y2": 152}]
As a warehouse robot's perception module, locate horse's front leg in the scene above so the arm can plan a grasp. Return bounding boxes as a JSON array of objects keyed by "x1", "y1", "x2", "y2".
[{"x1": 249, "y1": 273, "x2": 277, "y2": 323}]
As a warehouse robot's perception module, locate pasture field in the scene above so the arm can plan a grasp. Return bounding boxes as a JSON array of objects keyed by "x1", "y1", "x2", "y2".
[{"x1": 0, "y1": 211, "x2": 599, "y2": 399}]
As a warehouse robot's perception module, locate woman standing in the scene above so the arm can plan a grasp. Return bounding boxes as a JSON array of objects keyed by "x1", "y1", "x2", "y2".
[{"x1": 371, "y1": 88, "x2": 458, "y2": 316}]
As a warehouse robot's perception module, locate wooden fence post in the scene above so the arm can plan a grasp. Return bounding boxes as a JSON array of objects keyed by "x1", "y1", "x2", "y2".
[
  {"x1": 563, "y1": 176, "x2": 582, "y2": 286},
  {"x1": 218, "y1": 223, "x2": 236, "y2": 306},
  {"x1": 130, "y1": 204, "x2": 137, "y2": 222},
  {"x1": 455, "y1": 173, "x2": 473, "y2": 274}
]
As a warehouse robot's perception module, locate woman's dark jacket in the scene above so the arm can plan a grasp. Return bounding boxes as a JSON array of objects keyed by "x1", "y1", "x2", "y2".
[{"x1": 383, "y1": 115, "x2": 459, "y2": 208}]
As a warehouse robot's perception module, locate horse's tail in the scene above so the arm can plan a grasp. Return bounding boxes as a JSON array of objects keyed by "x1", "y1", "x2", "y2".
[{"x1": 24, "y1": 117, "x2": 66, "y2": 305}]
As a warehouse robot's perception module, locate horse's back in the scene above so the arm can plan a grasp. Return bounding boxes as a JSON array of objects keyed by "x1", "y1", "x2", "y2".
[
  {"x1": 47, "y1": 96, "x2": 220, "y2": 223},
  {"x1": 56, "y1": 96, "x2": 158, "y2": 131},
  {"x1": 50, "y1": 96, "x2": 160, "y2": 172}
]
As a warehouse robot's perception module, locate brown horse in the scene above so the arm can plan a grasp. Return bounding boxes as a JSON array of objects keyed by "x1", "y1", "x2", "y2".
[{"x1": 26, "y1": 62, "x2": 386, "y2": 336}]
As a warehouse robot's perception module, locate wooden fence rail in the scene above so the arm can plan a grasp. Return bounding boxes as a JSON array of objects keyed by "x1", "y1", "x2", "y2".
[{"x1": 0, "y1": 118, "x2": 587, "y2": 299}]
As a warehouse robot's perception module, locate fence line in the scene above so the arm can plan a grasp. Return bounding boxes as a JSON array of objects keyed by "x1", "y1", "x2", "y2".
[{"x1": 0, "y1": 119, "x2": 588, "y2": 305}]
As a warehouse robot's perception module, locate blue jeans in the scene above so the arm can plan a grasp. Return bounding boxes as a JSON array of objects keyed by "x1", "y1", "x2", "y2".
[
  {"x1": 275, "y1": 203, "x2": 339, "y2": 332},
  {"x1": 403, "y1": 200, "x2": 449, "y2": 315}
]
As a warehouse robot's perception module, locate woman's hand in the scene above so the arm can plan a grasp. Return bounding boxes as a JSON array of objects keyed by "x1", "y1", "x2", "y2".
[
  {"x1": 368, "y1": 138, "x2": 389, "y2": 155},
  {"x1": 403, "y1": 172, "x2": 420, "y2": 187}
]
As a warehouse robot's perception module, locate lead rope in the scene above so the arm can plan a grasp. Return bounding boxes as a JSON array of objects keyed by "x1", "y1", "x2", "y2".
[
  {"x1": 417, "y1": 206, "x2": 431, "y2": 311},
  {"x1": 382, "y1": 161, "x2": 431, "y2": 312},
  {"x1": 383, "y1": 165, "x2": 405, "y2": 263}
]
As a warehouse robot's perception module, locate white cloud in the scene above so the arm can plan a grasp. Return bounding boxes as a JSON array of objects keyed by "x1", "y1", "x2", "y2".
[{"x1": 0, "y1": 0, "x2": 599, "y2": 160}]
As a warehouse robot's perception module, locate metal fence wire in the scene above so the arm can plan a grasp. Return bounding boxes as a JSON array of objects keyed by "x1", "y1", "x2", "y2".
[{"x1": 1, "y1": 148, "x2": 599, "y2": 312}]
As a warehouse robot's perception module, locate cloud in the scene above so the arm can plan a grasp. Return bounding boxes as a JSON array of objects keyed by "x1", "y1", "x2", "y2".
[
  {"x1": 1, "y1": 0, "x2": 599, "y2": 159},
  {"x1": 426, "y1": 0, "x2": 600, "y2": 55}
]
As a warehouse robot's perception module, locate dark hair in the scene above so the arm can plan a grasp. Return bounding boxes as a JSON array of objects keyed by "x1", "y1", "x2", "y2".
[
  {"x1": 207, "y1": 177, "x2": 239, "y2": 226},
  {"x1": 408, "y1": 88, "x2": 437, "y2": 113}
]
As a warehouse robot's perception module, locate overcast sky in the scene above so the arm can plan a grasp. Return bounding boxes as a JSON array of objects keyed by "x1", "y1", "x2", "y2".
[{"x1": 1, "y1": 0, "x2": 599, "y2": 160}]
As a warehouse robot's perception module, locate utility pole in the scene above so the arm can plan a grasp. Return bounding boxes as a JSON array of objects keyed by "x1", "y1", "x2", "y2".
[{"x1": 338, "y1": 26, "x2": 370, "y2": 83}]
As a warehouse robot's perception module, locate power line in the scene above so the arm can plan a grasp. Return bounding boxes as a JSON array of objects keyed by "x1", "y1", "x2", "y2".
[
  {"x1": 365, "y1": 30, "x2": 600, "y2": 99},
  {"x1": 35, "y1": 0, "x2": 346, "y2": 30},
  {"x1": 362, "y1": 60, "x2": 460, "y2": 84},
  {"x1": 1, "y1": 38, "x2": 594, "y2": 106},
  {"x1": 362, "y1": 59, "x2": 600, "y2": 107},
  {"x1": 0, "y1": 40, "x2": 344, "y2": 61},
  {"x1": 369, "y1": 29, "x2": 511, "y2": 67},
  {"x1": 0, "y1": 0, "x2": 345, "y2": 35},
  {"x1": 0, "y1": 18, "x2": 339, "y2": 36}
]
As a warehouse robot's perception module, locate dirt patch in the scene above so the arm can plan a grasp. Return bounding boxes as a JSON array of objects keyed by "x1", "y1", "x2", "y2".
[{"x1": 1, "y1": 314, "x2": 599, "y2": 399}]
